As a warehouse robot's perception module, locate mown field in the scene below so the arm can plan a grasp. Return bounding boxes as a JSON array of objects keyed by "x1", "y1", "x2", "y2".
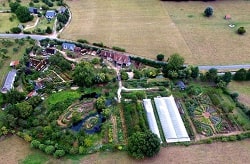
[
  {"x1": 2, "y1": 135, "x2": 250, "y2": 164},
  {"x1": 63, "y1": 0, "x2": 250, "y2": 65}
]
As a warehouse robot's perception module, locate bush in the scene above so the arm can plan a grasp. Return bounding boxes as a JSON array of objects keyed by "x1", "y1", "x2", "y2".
[
  {"x1": 45, "y1": 145, "x2": 55, "y2": 155},
  {"x1": 93, "y1": 42, "x2": 104, "y2": 47},
  {"x1": 77, "y1": 39, "x2": 89, "y2": 44},
  {"x1": 238, "y1": 27, "x2": 246, "y2": 35},
  {"x1": 112, "y1": 46, "x2": 125, "y2": 52},
  {"x1": 156, "y1": 54, "x2": 164, "y2": 61},
  {"x1": 10, "y1": 27, "x2": 21, "y2": 34},
  {"x1": 54, "y1": 150, "x2": 65, "y2": 158},
  {"x1": 204, "y1": 6, "x2": 213, "y2": 17},
  {"x1": 31, "y1": 140, "x2": 41, "y2": 148}
]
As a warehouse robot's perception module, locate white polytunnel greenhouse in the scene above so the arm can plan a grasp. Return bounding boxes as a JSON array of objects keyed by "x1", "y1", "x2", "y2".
[
  {"x1": 143, "y1": 99, "x2": 162, "y2": 142},
  {"x1": 154, "y1": 96, "x2": 190, "y2": 143}
]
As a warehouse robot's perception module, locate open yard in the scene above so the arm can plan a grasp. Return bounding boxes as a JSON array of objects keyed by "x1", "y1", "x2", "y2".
[
  {"x1": 63, "y1": 0, "x2": 250, "y2": 65},
  {"x1": 2, "y1": 135, "x2": 250, "y2": 163}
]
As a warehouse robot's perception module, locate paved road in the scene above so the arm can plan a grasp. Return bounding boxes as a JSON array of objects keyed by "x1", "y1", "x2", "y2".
[
  {"x1": 198, "y1": 65, "x2": 250, "y2": 72},
  {"x1": 0, "y1": 33, "x2": 55, "y2": 40}
]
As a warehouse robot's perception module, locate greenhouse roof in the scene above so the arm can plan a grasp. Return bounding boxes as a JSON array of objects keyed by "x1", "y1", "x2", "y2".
[
  {"x1": 154, "y1": 96, "x2": 190, "y2": 143},
  {"x1": 143, "y1": 99, "x2": 161, "y2": 142}
]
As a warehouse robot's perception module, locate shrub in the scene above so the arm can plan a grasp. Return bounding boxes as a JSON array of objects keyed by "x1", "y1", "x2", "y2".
[
  {"x1": 238, "y1": 27, "x2": 246, "y2": 35},
  {"x1": 156, "y1": 54, "x2": 165, "y2": 61},
  {"x1": 204, "y1": 6, "x2": 213, "y2": 17},
  {"x1": 10, "y1": 27, "x2": 21, "y2": 34},
  {"x1": 53, "y1": 150, "x2": 65, "y2": 158},
  {"x1": 112, "y1": 46, "x2": 125, "y2": 52},
  {"x1": 45, "y1": 145, "x2": 55, "y2": 155},
  {"x1": 31, "y1": 140, "x2": 41, "y2": 148},
  {"x1": 77, "y1": 39, "x2": 89, "y2": 44},
  {"x1": 93, "y1": 42, "x2": 104, "y2": 47}
]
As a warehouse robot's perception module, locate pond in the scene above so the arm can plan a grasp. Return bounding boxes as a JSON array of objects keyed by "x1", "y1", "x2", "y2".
[{"x1": 70, "y1": 113, "x2": 103, "y2": 134}]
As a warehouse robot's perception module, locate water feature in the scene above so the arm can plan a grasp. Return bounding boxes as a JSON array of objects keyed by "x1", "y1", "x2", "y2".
[{"x1": 71, "y1": 113, "x2": 103, "y2": 134}]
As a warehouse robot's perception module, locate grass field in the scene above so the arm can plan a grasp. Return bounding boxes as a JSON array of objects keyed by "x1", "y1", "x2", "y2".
[
  {"x1": 62, "y1": 0, "x2": 250, "y2": 65},
  {"x1": 0, "y1": 13, "x2": 19, "y2": 33},
  {"x1": 45, "y1": 90, "x2": 81, "y2": 105},
  {"x1": 2, "y1": 135, "x2": 250, "y2": 163},
  {"x1": 228, "y1": 81, "x2": 250, "y2": 107}
]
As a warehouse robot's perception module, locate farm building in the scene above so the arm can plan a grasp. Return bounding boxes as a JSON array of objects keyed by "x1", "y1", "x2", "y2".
[
  {"x1": 154, "y1": 96, "x2": 190, "y2": 143},
  {"x1": 1, "y1": 69, "x2": 17, "y2": 93},
  {"x1": 143, "y1": 99, "x2": 162, "y2": 142}
]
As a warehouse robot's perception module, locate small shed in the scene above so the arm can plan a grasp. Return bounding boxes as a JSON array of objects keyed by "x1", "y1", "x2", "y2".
[{"x1": 224, "y1": 14, "x2": 231, "y2": 20}]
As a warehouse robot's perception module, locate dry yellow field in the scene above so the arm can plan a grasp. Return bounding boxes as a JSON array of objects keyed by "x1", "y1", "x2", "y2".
[
  {"x1": 2, "y1": 135, "x2": 250, "y2": 164},
  {"x1": 62, "y1": 0, "x2": 250, "y2": 65}
]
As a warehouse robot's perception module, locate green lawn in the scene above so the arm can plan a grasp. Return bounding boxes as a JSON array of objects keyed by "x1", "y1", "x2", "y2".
[
  {"x1": 21, "y1": 152, "x2": 49, "y2": 164},
  {"x1": 0, "y1": 13, "x2": 19, "y2": 33},
  {"x1": 45, "y1": 90, "x2": 81, "y2": 105},
  {"x1": 27, "y1": 17, "x2": 55, "y2": 33},
  {"x1": 232, "y1": 108, "x2": 250, "y2": 130}
]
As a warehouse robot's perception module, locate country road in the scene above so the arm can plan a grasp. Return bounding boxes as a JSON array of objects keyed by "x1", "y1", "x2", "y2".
[{"x1": 0, "y1": 33, "x2": 250, "y2": 72}]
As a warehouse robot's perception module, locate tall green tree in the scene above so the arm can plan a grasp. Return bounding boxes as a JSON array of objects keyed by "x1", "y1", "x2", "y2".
[
  {"x1": 127, "y1": 131, "x2": 161, "y2": 159},
  {"x1": 16, "y1": 101, "x2": 33, "y2": 119},
  {"x1": 15, "y1": 6, "x2": 34, "y2": 23},
  {"x1": 73, "y1": 62, "x2": 95, "y2": 87},
  {"x1": 234, "y1": 68, "x2": 247, "y2": 81},
  {"x1": 9, "y1": 2, "x2": 20, "y2": 13},
  {"x1": 166, "y1": 53, "x2": 184, "y2": 71}
]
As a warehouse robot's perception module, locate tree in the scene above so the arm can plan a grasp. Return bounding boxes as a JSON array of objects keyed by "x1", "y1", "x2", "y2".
[
  {"x1": 120, "y1": 70, "x2": 129, "y2": 80},
  {"x1": 10, "y1": 27, "x2": 21, "y2": 34},
  {"x1": 222, "y1": 72, "x2": 232, "y2": 84},
  {"x1": 46, "y1": 26, "x2": 52, "y2": 34},
  {"x1": 16, "y1": 101, "x2": 33, "y2": 119},
  {"x1": 238, "y1": 27, "x2": 246, "y2": 35},
  {"x1": 206, "y1": 68, "x2": 218, "y2": 82},
  {"x1": 73, "y1": 62, "x2": 95, "y2": 87},
  {"x1": 165, "y1": 53, "x2": 184, "y2": 71},
  {"x1": 234, "y1": 68, "x2": 247, "y2": 81},
  {"x1": 127, "y1": 131, "x2": 161, "y2": 159},
  {"x1": 15, "y1": 6, "x2": 34, "y2": 23},
  {"x1": 96, "y1": 96, "x2": 106, "y2": 113},
  {"x1": 4, "y1": 89, "x2": 25, "y2": 104},
  {"x1": 156, "y1": 54, "x2": 164, "y2": 61},
  {"x1": 204, "y1": 6, "x2": 213, "y2": 17},
  {"x1": 9, "y1": 2, "x2": 20, "y2": 13},
  {"x1": 191, "y1": 66, "x2": 199, "y2": 79}
]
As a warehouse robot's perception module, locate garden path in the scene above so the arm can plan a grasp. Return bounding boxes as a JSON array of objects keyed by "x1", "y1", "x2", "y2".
[
  {"x1": 23, "y1": 17, "x2": 40, "y2": 30},
  {"x1": 111, "y1": 115, "x2": 118, "y2": 143}
]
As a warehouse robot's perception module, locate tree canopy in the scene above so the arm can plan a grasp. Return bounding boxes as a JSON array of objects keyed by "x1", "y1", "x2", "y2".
[
  {"x1": 15, "y1": 6, "x2": 34, "y2": 23},
  {"x1": 167, "y1": 53, "x2": 184, "y2": 71},
  {"x1": 156, "y1": 54, "x2": 164, "y2": 61},
  {"x1": 204, "y1": 6, "x2": 213, "y2": 17},
  {"x1": 127, "y1": 131, "x2": 161, "y2": 159},
  {"x1": 73, "y1": 62, "x2": 95, "y2": 87}
]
